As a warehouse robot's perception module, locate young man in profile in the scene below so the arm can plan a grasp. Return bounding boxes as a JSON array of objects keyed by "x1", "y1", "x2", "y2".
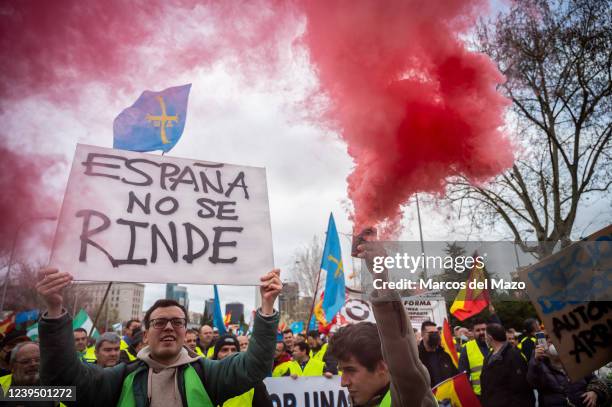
[{"x1": 332, "y1": 234, "x2": 435, "y2": 406}]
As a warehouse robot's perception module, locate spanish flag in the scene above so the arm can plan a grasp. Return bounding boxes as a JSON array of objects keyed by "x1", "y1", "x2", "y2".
[
  {"x1": 0, "y1": 312, "x2": 15, "y2": 335},
  {"x1": 433, "y1": 372, "x2": 481, "y2": 407},
  {"x1": 441, "y1": 319, "x2": 459, "y2": 368},
  {"x1": 450, "y1": 253, "x2": 489, "y2": 321}
]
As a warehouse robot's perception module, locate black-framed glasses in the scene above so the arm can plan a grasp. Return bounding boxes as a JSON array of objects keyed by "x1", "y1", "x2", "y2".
[{"x1": 149, "y1": 318, "x2": 186, "y2": 329}]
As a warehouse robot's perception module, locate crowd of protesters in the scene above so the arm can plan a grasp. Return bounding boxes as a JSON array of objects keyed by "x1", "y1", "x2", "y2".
[{"x1": 0, "y1": 238, "x2": 611, "y2": 406}]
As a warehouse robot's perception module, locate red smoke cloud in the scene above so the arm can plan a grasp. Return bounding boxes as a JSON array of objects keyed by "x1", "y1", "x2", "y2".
[
  {"x1": 0, "y1": 147, "x2": 62, "y2": 255},
  {"x1": 299, "y1": 1, "x2": 513, "y2": 237},
  {"x1": 0, "y1": 0, "x2": 513, "y2": 250}
]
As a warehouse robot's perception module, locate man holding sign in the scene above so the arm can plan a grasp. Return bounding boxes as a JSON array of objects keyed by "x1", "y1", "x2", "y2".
[{"x1": 36, "y1": 267, "x2": 281, "y2": 407}]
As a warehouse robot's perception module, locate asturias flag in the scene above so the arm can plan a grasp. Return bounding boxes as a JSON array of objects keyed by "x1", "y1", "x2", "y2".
[
  {"x1": 113, "y1": 84, "x2": 191, "y2": 153},
  {"x1": 213, "y1": 285, "x2": 227, "y2": 335},
  {"x1": 450, "y1": 252, "x2": 489, "y2": 321},
  {"x1": 321, "y1": 213, "x2": 345, "y2": 322}
]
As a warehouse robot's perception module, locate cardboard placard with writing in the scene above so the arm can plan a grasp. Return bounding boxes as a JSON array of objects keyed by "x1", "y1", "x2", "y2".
[
  {"x1": 51, "y1": 144, "x2": 274, "y2": 285},
  {"x1": 263, "y1": 376, "x2": 348, "y2": 407},
  {"x1": 518, "y1": 225, "x2": 612, "y2": 380}
]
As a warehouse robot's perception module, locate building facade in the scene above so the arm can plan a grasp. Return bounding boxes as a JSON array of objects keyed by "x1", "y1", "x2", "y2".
[
  {"x1": 166, "y1": 284, "x2": 189, "y2": 312},
  {"x1": 74, "y1": 281, "x2": 145, "y2": 323}
]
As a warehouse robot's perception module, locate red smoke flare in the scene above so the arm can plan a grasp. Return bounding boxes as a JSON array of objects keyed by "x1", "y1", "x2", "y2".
[
  {"x1": 299, "y1": 1, "x2": 514, "y2": 237},
  {"x1": 0, "y1": 148, "x2": 63, "y2": 255}
]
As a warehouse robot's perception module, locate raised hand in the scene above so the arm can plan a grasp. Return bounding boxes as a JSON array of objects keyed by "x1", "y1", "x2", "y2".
[
  {"x1": 259, "y1": 269, "x2": 282, "y2": 315},
  {"x1": 36, "y1": 267, "x2": 73, "y2": 318}
]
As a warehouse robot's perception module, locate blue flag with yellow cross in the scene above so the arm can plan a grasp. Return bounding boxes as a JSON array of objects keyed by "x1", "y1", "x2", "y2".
[
  {"x1": 113, "y1": 84, "x2": 191, "y2": 153},
  {"x1": 321, "y1": 213, "x2": 346, "y2": 322}
]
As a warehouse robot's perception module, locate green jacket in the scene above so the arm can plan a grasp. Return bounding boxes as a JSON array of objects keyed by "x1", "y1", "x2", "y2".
[{"x1": 39, "y1": 311, "x2": 278, "y2": 406}]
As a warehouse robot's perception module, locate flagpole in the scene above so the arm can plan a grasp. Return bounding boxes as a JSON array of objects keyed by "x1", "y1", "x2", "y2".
[
  {"x1": 415, "y1": 193, "x2": 427, "y2": 279},
  {"x1": 90, "y1": 282, "x2": 112, "y2": 337},
  {"x1": 306, "y1": 214, "x2": 333, "y2": 332}
]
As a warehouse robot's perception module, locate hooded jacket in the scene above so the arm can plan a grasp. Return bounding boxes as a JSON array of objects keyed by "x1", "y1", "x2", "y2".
[{"x1": 39, "y1": 310, "x2": 278, "y2": 406}]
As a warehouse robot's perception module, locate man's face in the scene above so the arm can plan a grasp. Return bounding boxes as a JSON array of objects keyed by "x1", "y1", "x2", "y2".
[
  {"x1": 217, "y1": 344, "x2": 238, "y2": 360},
  {"x1": 185, "y1": 332, "x2": 198, "y2": 351},
  {"x1": 212, "y1": 330, "x2": 219, "y2": 341},
  {"x1": 422, "y1": 325, "x2": 439, "y2": 348},
  {"x1": 238, "y1": 336, "x2": 249, "y2": 352},
  {"x1": 74, "y1": 331, "x2": 88, "y2": 352},
  {"x1": 292, "y1": 346, "x2": 306, "y2": 361},
  {"x1": 96, "y1": 341, "x2": 120, "y2": 367},
  {"x1": 144, "y1": 306, "x2": 186, "y2": 362},
  {"x1": 306, "y1": 336, "x2": 317, "y2": 348},
  {"x1": 274, "y1": 342, "x2": 285, "y2": 358},
  {"x1": 339, "y1": 356, "x2": 389, "y2": 405},
  {"x1": 506, "y1": 332, "x2": 517, "y2": 346},
  {"x1": 11, "y1": 344, "x2": 40, "y2": 385},
  {"x1": 283, "y1": 332, "x2": 294, "y2": 349},
  {"x1": 127, "y1": 321, "x2": 141, "y2": 338},
  {"x1": 473, "y1": 324, "x2": 487, "y2": 342},
  {"x1": 199, "y1": 325, "x2": 213, "y2": 346}
]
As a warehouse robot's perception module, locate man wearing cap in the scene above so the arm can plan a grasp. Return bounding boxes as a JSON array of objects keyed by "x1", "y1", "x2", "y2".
[
  {"x1": 212, "y1": 334, "x2": 273, "y2": 407},
  {"x1": 0, "y1": 331, "x2": 30, "y2": 377}
]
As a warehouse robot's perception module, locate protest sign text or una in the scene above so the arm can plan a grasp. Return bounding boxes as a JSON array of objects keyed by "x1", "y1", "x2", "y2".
[{"x1": 51, "y1": 144, "x2": 273, "y2": 285}]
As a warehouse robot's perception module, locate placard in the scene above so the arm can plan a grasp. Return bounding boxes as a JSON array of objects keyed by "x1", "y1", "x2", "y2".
[
  {"x1": 264, "y1": 376, "x2": 349, "y2": 407},
  {"x1": 518, "y1": 225, "x2": 612, "y2": 380},
  {"x1": 51, "y1": 144, "x2": 273, "y2": 285}
]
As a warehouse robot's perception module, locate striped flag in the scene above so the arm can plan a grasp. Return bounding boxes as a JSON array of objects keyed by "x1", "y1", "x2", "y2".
[
  {"x1": 433, "y1": 372, "x2": 481, "y2": 407},
  {"x1": 441, "y1": 318, "x2": 459, "y2": 368},
  {"x1": 27, "y1": 309, "x2": 99, "y2": 340},
  {"x1": 0, "y1": 312, "x2": 15, "y2": 335},
  {"x1": 450, "y1": 252, "x2": 489, "y2": 321}
]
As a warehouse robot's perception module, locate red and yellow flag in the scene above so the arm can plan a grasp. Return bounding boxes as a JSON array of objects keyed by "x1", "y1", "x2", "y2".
[
  {"x1": 0, "y1": 312, "x2": 15, "y2": 336},
  {"x1": 433, "y1": 372, "x2": 481, "y2": 407},
  {"x1": 441, "y1": 318, "x2": 459, "y2": 368},
  {"x1": 450, "y1": 253, "x2": 489, "y2": 321},
  {"x1": 223, "y1": 311, "x2": 232, "y2": 327}
]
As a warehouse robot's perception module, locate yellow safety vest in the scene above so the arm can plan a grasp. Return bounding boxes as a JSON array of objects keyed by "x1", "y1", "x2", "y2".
[
  {"x1": 0, "y1": 374, "x2": 12, "y2": 396},
  {"x1": 287, "y1": 359, "x2": 325, "y2": 377},
  {"x1": 272, "y1": 360, "x2": 299, "y2": 377},
  {"x1": 465, "y1": 340, "x2": 485, "y2": 396},
  {"x1": 517, "y1": 336, "x2": 536, "y2": 361},
  {"x1": 195, "y1": 346, "x2": 205, "y2": 357},
  {"x1": 0, "y1": 374, "x2": 67, "y2": 406},
  {"x1": 206, "y1": 347, "x2": 214, "y2": 358},
  {"x1": 120, "y1": 339, "x2": 129, "y2": 351},
  {"x1": 309, "y1": 343, "x2": 328, "y2": 362},
  {"x1": 84, "y1": 345, "x2": 97, "y2": 362},
  {"x1": 222, "y1": 388, "x2": 255, "y2": 406}
]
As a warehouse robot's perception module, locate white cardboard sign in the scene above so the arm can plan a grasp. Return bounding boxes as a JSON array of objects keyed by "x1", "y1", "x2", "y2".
[
  {"x1": 50, "y1": 144, "x2": 274, "y2": 285},
  {"x1": 264, "y1": 376, "x2": 349, "y2": 407}
]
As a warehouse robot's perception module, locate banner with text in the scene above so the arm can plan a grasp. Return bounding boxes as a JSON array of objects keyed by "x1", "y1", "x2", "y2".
[
  {"x1": 264, "y1": 376, "x2": 349, "y2": 407},
  {"x1": 518, "y1": 225, "x2": 612, "y2": 380},
  {"x1": 51, "y1": 144, "x2": 273, "y2": 285}
]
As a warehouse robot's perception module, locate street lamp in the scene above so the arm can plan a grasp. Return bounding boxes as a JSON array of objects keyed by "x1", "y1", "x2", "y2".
[{"x1": 0, "y1": 215, "x2": 58, "y2": 313}]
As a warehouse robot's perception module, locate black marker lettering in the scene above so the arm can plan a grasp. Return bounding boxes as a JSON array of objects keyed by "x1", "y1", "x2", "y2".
[
  {"x1": 209, "y1": 226, "x2": 243, "y2": 264},
  {"x1": 155, "y1": 196, "x2": 179, "y2": 215},
  {"x1": 182, "y1": 222, "x2": 209, "y2": 263},
  {"x1": 127, "y1": 191, "x2": 151, "y2": 215},
  {"x1": 151, "y1": 222, "x2": 178, "y2": 263},
  {"x1": 225, "y1": 171, "x2": 249, "y2": 199},
  {"x1": 115, "y1": 218, "x2": 149, "y2": 266},
  {"x1": 76, "y1": 209, "x2": 117, "y2": 266}
]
